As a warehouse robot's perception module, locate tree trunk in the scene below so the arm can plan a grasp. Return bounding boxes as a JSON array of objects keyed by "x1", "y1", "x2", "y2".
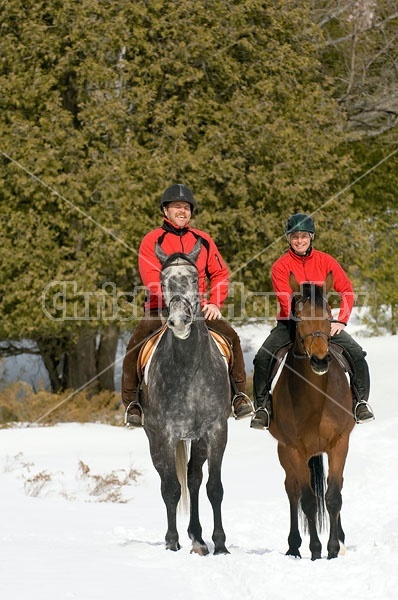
[
  {"x1": 36, "y1": 336, "x2": 67, "y2": 393},
  {"x1": 37, "y1": 328, "x2": 119, "y2": 394},
  {"x1": 96, "y1": 324, "x2": 119, "y2": 391},
  {"x1": 65, "y1": 330, "x2": 100, "y2": 396},
  {"x1": 391, "y1": 304, "x2": 397, "y2": 336}
]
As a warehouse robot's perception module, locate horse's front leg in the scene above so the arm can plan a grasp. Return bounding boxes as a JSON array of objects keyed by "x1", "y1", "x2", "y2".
[
  {"x1": 278, "y1": 444, "x2": 302, "y2": 558},
  {"x1": 326, "y1": 437, "x2": 349, "y2": 559},
  {"x1": 301, "y1": 483, "x2": 322, "y2": 560},
  {"x1": 207, "y1": 428, "x2": 229, "y2": 555},
  {"x1": 149, "y1": 438, "x2": 181, "y2": 551},
  {"x1": 187, "y1": 439, "x2": 209, "y2": 556}
]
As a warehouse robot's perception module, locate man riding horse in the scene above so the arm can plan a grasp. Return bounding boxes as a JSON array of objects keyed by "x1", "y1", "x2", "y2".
[
  {"x1": 251, "y1": 213, "x2": 375, "y2": 430},
  {"x1": 122, "y1": 183, "x2": 253, "y2": 427}
]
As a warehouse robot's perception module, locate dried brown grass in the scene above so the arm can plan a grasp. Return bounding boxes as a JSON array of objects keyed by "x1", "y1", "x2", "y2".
[
  {"x1": 0, "y1": 382, "x2": 123, "y2": 427},
  {"x1": 0, "y1": 373, "x2": 254, "y2": 427}
]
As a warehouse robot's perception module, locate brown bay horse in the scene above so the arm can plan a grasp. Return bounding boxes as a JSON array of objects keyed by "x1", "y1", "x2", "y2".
[{"x1": 270, "y1": 272, "x2": 355, "y2": 560}]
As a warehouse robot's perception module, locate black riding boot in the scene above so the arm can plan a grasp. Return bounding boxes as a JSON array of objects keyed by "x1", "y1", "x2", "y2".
[
  {"x1": 251, "y1": 321, "x2": 291, "y2": 431},
  {"x1": 354, "y1": 401, "x2": 374, "y2": 424},
  {"x1": 332, "y1": 331, "x2": 375, "y2": 424},
  {"x1": 352, "y1": 384, "x2": 375, "y2": 424},
  {"x1": 250, "y1": 393, "x2": 272, "y2": 430},
  {"x1": 124, "y1": 389, "x2": 144, "y2": 428}
]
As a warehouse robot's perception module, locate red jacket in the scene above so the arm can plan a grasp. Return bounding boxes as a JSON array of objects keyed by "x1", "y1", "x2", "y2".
[
  {"x1": 271, "y1": 248, "x2": 355, "y2": 324},
  {"x1": 139, "y1": 219, "x2": 230, "y2": 311}
]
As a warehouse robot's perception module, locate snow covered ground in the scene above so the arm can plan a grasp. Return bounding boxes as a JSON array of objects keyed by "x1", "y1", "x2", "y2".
[{"x1": 0, "y1": 324, "x2": 397, "y2": 600}]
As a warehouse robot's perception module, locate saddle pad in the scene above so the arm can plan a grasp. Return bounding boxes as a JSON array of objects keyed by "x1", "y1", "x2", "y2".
[
  {"x1": 270, "y1": 343, "x2": 292, "y2": 394},
  {"x1": 209, "y1": 330, "x2": 232, "y2": 364},
  {"x1": 137, "y1": 326, "x2": 232, "y2": 383},
  {"x1": 137, "y1": 325, "x2": 167, "y2": 377}
]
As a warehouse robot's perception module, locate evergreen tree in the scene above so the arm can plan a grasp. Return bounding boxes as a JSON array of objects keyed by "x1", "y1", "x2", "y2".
[{"x1": 1, "y1": 0, "x2": 352, "y2": 392}]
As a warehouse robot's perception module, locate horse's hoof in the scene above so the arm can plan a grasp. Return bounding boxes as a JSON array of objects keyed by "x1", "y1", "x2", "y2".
[
  {"x1": 286, "y1": 549, "x2": 301, "y2": 559},
  {"x1": 165, "y1": 541, "x2": 181, "y2": 552},
  {"x1": 190, "y1": 542, "x2": 209, "y2": 556},
  {"x1": 214, "y1": 546, "x2": 230, "y2": 555}
]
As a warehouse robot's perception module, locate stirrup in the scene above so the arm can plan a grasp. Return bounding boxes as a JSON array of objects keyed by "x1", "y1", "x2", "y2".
[
  {"x1": 124, "y1": 400, "x2": 144, "y2": 427},
  {"x1": 354, "y1": 401, "x2": 375, "y2": 424},
  {"x1": 250, "y1": 407, "x2": 270, "y2": 430},
  {"x1": 232, "y1": 393, "x2": 254, "y2": 419}
]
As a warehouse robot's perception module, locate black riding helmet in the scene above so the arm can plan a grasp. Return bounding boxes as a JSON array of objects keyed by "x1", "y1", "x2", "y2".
[
  {"x1": 160, "y1": 184, "x2": 195, "y2": 214},
  {"x1": 285, "y1": 213, "x2": 315, "y2": 235}
]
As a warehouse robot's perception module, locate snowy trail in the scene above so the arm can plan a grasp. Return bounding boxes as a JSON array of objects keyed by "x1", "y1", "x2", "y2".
[{"x1": 0, "y1": 333, "x2": 397, "y2": 599}]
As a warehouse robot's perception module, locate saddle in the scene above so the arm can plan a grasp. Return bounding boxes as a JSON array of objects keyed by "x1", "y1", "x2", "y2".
[
  {"x1": 329, "y1": 343, "x2": 353, "y2": 375},
  {"x1": 137, "y1": 326, "x2": 232, "y2": 380}
]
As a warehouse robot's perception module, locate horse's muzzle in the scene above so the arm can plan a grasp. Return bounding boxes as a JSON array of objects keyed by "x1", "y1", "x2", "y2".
[
  {"x1": 167, "y1": 317, "x2": 191, "y2": 339},
  {"x1": 310, "y1": 353, "x2": 331, "y2": 375}
]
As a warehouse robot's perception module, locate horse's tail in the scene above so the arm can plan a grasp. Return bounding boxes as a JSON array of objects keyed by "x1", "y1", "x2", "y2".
[
  {"x1": 176, "y1": 440, "x2": 189, "y2": 514},
  {"x1": 308, "y1": 454, "x2": 326, "y2": 532}
]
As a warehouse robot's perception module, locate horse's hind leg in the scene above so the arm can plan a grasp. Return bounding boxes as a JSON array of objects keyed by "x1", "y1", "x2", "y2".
[
  {"x1": 207, "y1": 428, "x2": 229, "y2": 555},
  {"x1": 187, "y1": 439, "x2": 209, "y2": 556}
]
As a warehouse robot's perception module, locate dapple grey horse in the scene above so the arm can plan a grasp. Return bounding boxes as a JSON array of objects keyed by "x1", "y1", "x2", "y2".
[{"x1": 141, "y1": 240, "x2": 231, "y2": 555}]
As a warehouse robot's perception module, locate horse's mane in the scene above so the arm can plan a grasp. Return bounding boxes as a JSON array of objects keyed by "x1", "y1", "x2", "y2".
[
  {"x1": 161, "y1": 252, "x2": 198, "y2": 270},
  {"x1": 302, "y1": 283, "x2": 325, "y2": 306},
  {"x1": 292, "y1": 282, "x2": 326, "y2": 313}
]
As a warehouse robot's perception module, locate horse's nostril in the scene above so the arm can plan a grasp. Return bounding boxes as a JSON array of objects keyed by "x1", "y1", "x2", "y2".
[{"x1": 168, "y1": 319, "x2": 174, "y2": 328}]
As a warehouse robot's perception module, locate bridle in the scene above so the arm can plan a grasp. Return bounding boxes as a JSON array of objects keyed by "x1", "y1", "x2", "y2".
[
  {"x1": 293, "y1": 295, "x2": 332, "y2": 359},
  {"x1": 167, "y1": 293, "x2": 195, "y2": 321},
  {"x1": 161, "y1": 257, "x2": 199, "y2": 320},
  {"x1": 297, "y1": 329, "x2": 331, "y2": 359}
]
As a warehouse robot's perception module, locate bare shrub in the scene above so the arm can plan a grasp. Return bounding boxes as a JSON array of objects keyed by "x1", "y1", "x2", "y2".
[
  {"x1": 78, "y1": 460, "x2": 141, "y2": 503},
  {"x1": 24, "y1": 470, "x2": 52, "y2": 497}
]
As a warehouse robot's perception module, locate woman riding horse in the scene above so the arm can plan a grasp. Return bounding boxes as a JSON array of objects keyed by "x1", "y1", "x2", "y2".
[
  {"x1": 269, "y1": 273, "x2": 357, "y2": 559},
  {"x1": 251, "y1": 213, "x2": 374, "y2": 430}
]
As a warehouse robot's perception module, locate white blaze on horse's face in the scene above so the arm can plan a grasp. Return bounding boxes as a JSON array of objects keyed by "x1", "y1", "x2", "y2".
[{"x1": 161, "y1": 263, "x2": 199, "y2": 340}]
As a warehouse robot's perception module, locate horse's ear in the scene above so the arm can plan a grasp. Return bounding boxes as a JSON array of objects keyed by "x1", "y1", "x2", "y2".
[
  {"x1": 187, "y1": 239, "x2": 202, "y2": 264},
  {"x1": 155, "y1": 243, "x2": 168, "y2": 265},
  {"x1": 325, "y1": 271, "x2": 334, "y2": 294},
  {"x1": 289, "y1": 272, "x2": 300, "y2": 292}
]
